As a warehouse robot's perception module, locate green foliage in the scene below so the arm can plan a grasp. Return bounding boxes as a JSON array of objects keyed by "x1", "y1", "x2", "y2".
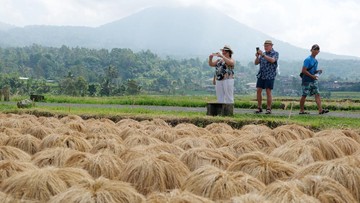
[
  {"x1": 1, "y1": 45, "x2": 360, "y2": 98},
  {"x1": 88, "y1": 83, "x2": 100, "y2": 96},
  {"x1": 59, "y1": 72, "x2": 88, "y2": 96},
  {"x1": 126, "y1": 79, "x2": 141, "y2": 95}
]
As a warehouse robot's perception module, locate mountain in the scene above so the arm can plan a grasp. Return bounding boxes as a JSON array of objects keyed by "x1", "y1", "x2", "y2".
[
  {"x1": 0, "y1": 22, "x2": 15, "y2": 31},
  {"x1": 0, "y1": 7, "x2": 358, "y2": 62},
  {"x1": 2, "y1": 25, "x2": 97, "y2": 47}
]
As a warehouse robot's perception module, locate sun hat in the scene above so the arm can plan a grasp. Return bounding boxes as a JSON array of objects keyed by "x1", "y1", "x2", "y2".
[
  {"x1": 220, "y1": 45, "x2": 233, "y2": 54},
  {"x1": 264, "y1": 40, "x2": 273, "y2": 45}
]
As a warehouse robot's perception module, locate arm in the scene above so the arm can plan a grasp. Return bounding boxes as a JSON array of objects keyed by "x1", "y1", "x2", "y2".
[
  {"x1": 262, "y1": 54, "x2": 276, "y2": 63},
  {"x1": 222, "y1": 55, "x2": 235, "y2": 67},
  {"x1": 208, "y1": 54, "x2": 217, "y2": 67},
  {"x1": 254, "y1": 49, "x2": 277, "y2": 64},
  {"x1": 263, "y1": 50, "x2": 278, "y2": 64},
  {"x1": 302, "y1": 66, "x2": 317, "y2": 80}
]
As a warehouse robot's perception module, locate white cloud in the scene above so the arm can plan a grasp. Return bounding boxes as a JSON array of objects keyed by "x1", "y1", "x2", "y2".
[
  {"x1": 222, "y1": 0, "x2": 360, "y2": 57},
  {"x1": 0, "y1": 0, "x2": 359, "y2": 57}
]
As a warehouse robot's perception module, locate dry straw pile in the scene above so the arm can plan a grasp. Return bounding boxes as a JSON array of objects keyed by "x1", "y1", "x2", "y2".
[{"x1": 0, "y1": 113, "x2": 359, "y2": 202}]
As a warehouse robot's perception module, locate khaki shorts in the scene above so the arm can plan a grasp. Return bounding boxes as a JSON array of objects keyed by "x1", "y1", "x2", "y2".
[{"x1": 302, "y1": 81, "x2": 320, "y2": 96}]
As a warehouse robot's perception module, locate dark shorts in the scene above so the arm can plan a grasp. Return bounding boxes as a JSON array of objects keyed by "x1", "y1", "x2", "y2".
[
  {"x1": 302, "y1": 81, "x2": 320, "y2": 96},
  {"x1": 256, "y1": 78, "x2": 275, "y2": 89}
]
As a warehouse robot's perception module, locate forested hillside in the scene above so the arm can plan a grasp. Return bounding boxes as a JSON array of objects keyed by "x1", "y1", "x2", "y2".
[
  {"x1": 0, "y1": 45, "x2": 216, "y2": 96},
  {"x1": 0, "y1": 45, "x2": 359, "y2": 97}
]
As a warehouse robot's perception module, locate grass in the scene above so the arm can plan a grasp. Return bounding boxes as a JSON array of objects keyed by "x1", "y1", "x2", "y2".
[
  {"x1": 5, "y1": 93, "x2": 360, "y2": 131},
  {"x1": 10, "y1": 94, "x2": 360, "y2": 111},
  {"x1": 1, "y1": 102, "x2": 359, "y2": 131},
  {"x1": 330, "y1": 91, "x2": 360, "y2": 99},
  {"x1": 11, "y1": 95, "x2": 210, "y2": 107}
]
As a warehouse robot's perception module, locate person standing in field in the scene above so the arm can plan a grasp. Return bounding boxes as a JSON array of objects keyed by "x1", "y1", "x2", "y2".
[
  {"x1": 299, "y1": 44, "x2": 329, "y2": 115},
  {"x1": 208, "y1": 45, "x2": 235, "y2": 104},
  {"x1": 254, "y1": 40, "x2": 279, "y2": 114}
]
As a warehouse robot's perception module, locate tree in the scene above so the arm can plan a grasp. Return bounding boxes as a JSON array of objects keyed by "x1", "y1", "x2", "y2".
[
  {"x1": 126, "y1": 79, "x2": 141, "y2": 95},
  {"x1": 88, "y1": 83, "x2": 100, "y2": 96},
  {"x1": 32, "y1": 79, "x2": 51, "y2": 95},
  {"x1": 100, "y1": 65, "x2": 118, "y2": 96},
  {"x1": 60, "y1": 78, "x2": 76, "y2": 96},
  {"x1": 75, "y1": 76, "x2": 88, "y2": 97}
]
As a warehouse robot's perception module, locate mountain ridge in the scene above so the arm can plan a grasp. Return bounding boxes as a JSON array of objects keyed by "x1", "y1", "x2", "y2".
[{"x1": 0, "y1": 6, "x2": 358, "y2": 62}]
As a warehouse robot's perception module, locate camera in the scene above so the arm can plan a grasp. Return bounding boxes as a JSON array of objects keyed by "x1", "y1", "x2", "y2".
[{"x1": 256, "y1": 47, "x2": 259, "y2": 51}]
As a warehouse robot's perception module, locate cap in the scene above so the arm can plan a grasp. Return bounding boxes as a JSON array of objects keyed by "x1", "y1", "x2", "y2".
[
  {"x1": 311, "y1": 44, "x2": 320, "y2": 50},
  {"x1": 221, "y1": 45, "x2": 233, "y2": 54},
  {"x1": 264, "y1": 40, "x2": 273, "y2": 45}
]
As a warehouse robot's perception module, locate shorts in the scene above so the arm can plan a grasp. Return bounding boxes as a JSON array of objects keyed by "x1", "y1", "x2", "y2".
[
  {"x1": 302, "y1": 81, "x2": 320, "y2": 96},
  {"x1": 256, "y1": 78, "x2": 275, "y2": 89}
]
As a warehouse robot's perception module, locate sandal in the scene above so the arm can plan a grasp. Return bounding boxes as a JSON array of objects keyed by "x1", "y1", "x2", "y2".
[
  {"x1": 265, "y1": 109, "x2": 272, "y2": 114},
  {"x1": 299, "y1": 111, "x2": 310, "y2": 115},
  {"x1": 255, "y1": 108, "x2": 263, "y2": 114},
  {"x1": 319, "y1": 109, "x2": 329, "y2": 114}
]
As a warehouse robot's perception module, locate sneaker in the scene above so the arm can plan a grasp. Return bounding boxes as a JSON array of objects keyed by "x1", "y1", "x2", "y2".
[{"x1": 319, "y1": 109, "x2": 329, "y2": 114}]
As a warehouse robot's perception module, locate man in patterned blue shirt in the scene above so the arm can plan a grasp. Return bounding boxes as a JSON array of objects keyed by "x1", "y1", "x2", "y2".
[{"x1": 254, "y1": 40, "x2": 279, "y2": 114}]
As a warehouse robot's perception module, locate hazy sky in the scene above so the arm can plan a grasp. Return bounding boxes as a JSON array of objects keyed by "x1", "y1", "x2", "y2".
[{"x1": 1, "y1": 0, "x2": 359, "y2": 57}]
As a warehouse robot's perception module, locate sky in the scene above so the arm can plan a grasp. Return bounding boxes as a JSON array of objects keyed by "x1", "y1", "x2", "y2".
[{"x1": 1, "y1": 0, "x2": 360, "y2": 57}]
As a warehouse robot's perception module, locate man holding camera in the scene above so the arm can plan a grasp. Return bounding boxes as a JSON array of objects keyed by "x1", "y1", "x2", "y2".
[
  {"x1": 299, "y1": 44, "x2": 329, "y2": 115},
  {"x1": 254, "y1": 40, "x2": 279, "y2": 114}
]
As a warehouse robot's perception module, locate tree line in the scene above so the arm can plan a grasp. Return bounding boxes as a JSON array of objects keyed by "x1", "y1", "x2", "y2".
[{"x1": 0, "y1": 44, "x2": 359, "y2": 97}]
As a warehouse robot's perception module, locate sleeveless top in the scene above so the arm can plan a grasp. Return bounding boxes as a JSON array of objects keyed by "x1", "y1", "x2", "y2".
[{"x1": 215, "y1": 59, "x2": 234, "y2": 81}]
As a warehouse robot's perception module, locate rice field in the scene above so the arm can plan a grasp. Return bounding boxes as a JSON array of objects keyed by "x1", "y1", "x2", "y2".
[{"x1": 0, "y1": 113, "x2": 359, "y2": 202}]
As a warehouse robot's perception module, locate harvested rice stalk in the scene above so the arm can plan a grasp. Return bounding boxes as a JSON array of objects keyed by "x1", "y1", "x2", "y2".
[
  {"x1": 182, "y1": 165, "x2": 265, "y2": 201},
  {"x1": 120, "y1": 153, "x2": 190, "y2": 195},
  {"x1": 293, "y1": 157, "x2": 360, "y2": 202},
  {"x1": 147, "y1": 189, "x2": 215, "y2": 203},
  {"x1": 32, "y1": 147, "x2": 82, "y2": 167},
  {"x1": 270, "y1": 140, "x2": 325, "y2": 166},
  {"x1": 292, "y1": 175, "x2": 357, "y2": 203},
  {"x1": 39, "y1": 134, "x2": 92, "y2": 152},
  {"x1": 5, "y1": 134, "x2": 41, "y2": 155},
  {"x1": 1, "y1": 167, "x2": 69, "y2": 201},
  {"x1": 260, "y1": 180, "x2": 321, "y2": 203},
  {"x1": 48, "y1": 177, "x2": 145, "y2": 203},
  {"x1": 179, "y1": 147, "x2": 235, "y2": 171},
  {"x1": 227, "y1": 151, "x2": 297, "y2": 185},
  {"x1": 0, "y1": 160, "x2": 38, "y2": 183},
  {"x1": 65, "y1": 152, "x2": 125, "y2": 180},
  {"x1": 173, "y1": 137, "x2": 216, "y2": 150},
  {"x1": 0, "y1": 146, "x2": 31, "y2": 162}
]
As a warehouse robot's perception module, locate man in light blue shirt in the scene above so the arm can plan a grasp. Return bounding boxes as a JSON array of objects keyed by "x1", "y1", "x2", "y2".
[{"x1": 299, "y1": 44, "x2": 329, "y2": 115}]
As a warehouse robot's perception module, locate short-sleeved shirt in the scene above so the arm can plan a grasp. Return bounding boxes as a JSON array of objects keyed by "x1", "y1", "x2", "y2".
[
  {"x1": 302, "y1": 55, "x2": 318, "y2": 84},
  {"x1": 257, "y1": 49, "x2": 279, "y2": 80}
]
